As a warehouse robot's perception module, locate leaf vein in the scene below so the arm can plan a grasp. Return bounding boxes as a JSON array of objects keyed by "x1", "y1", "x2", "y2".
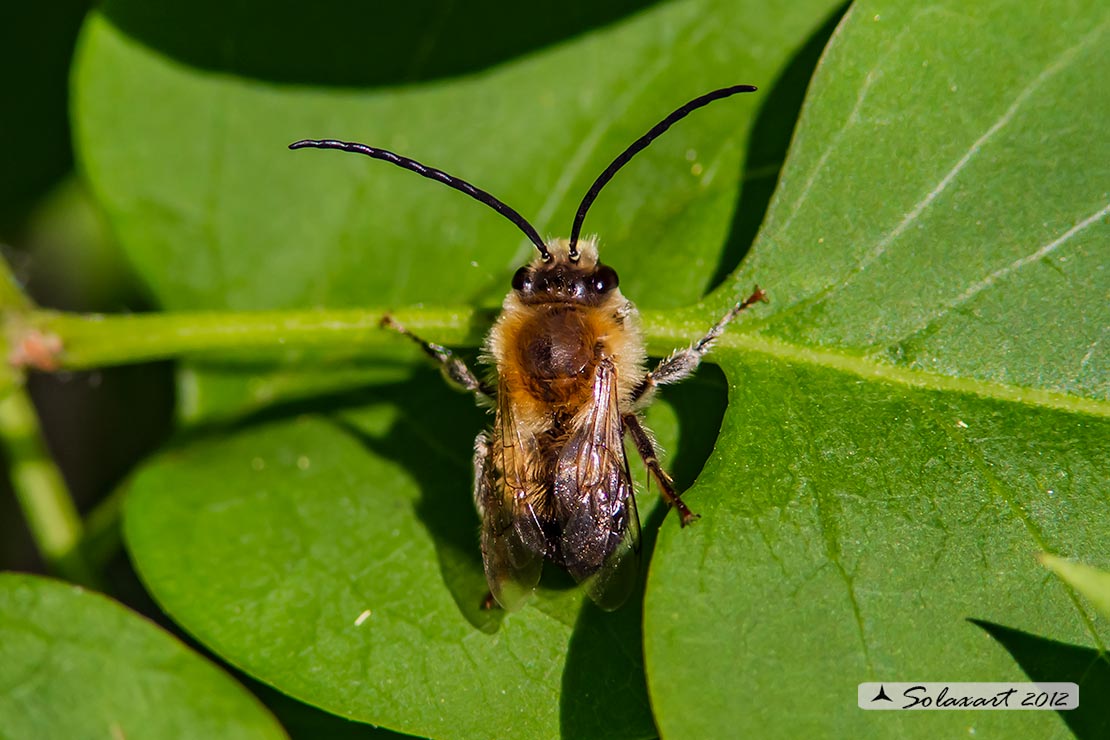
[
  {"x1": 848, "y1": 29, "x2": 1100, "y2": 274},
  {"x1": 759, "y1": 18, "x2": 1108, "y2": 322},
  {"x1": 913, "y1": 397, "x2": 1108, "y2": 653},
  {"x1": 525, "y1": 13, "x2": 712, "y2": 260},
  {"x1": 949, "y1": 202, "x2": 1110, "y2": 307},
  {"x1": 889, "y1": 201, "x2": 1110, "y2": 349},
  {"x1": 701, "y1": 333, "x2": 1110, "y2": 418}
]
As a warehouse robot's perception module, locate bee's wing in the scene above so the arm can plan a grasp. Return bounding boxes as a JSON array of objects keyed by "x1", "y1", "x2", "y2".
[
  {"x1": 479, "y1": 383, "x2": 544, "y2": 610},
  {"x1": 555, "y1": 358, "x2": 641, "y2": 610},
  {"x1": 579, "y1": 453, "x2": 641, "y2": 612}
]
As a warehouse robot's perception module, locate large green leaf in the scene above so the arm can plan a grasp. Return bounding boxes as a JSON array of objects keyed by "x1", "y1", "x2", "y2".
[
  {"x1": 646, "y1": 1, "x2": 1109, "y2": 737},
  {"x1": 0, "y1": 573, "x2": 286, "y2": 739},
  {"x1": 123, "y1": 373, "x2": 726, "y2": 738}
]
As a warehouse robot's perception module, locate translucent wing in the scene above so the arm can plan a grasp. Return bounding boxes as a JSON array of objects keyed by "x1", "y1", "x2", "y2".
[
  {"x1": 554, "y1": 358, "x2": 641, "y2": 610},
  {"x1": 579, "y1": 460, "x2": 641, "y2": 612},
  {"x1": 477, "y1": 383, "x2": 544, "y2": 610}
]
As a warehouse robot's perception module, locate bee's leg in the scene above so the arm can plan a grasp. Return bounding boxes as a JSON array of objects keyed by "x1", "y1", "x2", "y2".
[
  {"x1": 472, "y1": 432, "x2": 500, "y2": 610},
  {"x1": 623, "y1": 412, "x2": 698, "y2": 527},
  {"x1": 472, "y1": 432, "x2": 492, "y2": 517},
  {"x1": 381, "y1": 315, "x2": 494, "y2": 400},
  {"x1": 631, "y1": 286, "x2": 766, "y2": 403}
]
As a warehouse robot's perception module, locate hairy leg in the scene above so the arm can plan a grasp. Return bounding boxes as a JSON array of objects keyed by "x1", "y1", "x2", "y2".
[
  {"x1": 381, "y1": 314, "x2": 494, "y2": 399},
  {"x1": 623, "y1": 412, "x2": 698, "y2": 526},
  {"x1": 632, "y1": 286, "x2": 766, "y2": 403}
]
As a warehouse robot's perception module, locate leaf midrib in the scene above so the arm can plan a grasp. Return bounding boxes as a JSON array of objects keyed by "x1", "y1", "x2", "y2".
[{"x1": 712, "y1": 330, "x2": 1108, "y2": 417}]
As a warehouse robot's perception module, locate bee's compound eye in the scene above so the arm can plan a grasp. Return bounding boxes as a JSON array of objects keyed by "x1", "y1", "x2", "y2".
[
  {"x1": 593, "y1": 265, "x2": 619, "y2": 293},
  {"x1": 512, "y1": 266, "x2": 532, "y2": 292}
]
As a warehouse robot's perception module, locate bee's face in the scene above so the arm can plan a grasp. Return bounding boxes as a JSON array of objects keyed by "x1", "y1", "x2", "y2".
[{"x1": 510, "y1": 239, "x2": 620, "y2": 306}]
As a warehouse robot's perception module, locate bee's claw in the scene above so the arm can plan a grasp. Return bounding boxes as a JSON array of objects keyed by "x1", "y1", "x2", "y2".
[{"x1": 679, "y1": 509, "x2": 701, "y2": 528}]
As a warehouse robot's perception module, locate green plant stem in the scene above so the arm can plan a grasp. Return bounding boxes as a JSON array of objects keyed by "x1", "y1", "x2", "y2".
[
  {"x1": 12, "y1": 305, "x2": 1106, "y2": 419},
  {"x1": 12, "y1": 306, "x2": 721, "y2": 369},
  {"x1": 0, "y1": 387, "x2": 96, "y2": 586},
  {"x1": 16, "y1": 307, "x2": 491, "y2": 370},
  {"x1": 0, "y1": 268, "x2": 31, "y2": 311}
]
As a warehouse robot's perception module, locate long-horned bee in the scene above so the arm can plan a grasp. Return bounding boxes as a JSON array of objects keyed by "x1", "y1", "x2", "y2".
[{"x1": 291, "y1": 85, "x2": 766, "y2": 611}]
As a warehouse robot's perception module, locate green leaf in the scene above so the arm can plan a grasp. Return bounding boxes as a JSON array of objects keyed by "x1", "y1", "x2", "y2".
[
  {"x1": 646, "y1": 1, "x2": 1110, "y2": 737},
  {"x1": 123, "y1": 375, "x2": 719, "y2": 738},
  {"x1": 1040, "y1": 554, "x2": 1110, "y2": 620},
  {"x1": 722, "y1": 1, "x2": 1109, "y2": 401},
  {"x1": 0, "y1": 573, "x2": 286, "y2": 739}
]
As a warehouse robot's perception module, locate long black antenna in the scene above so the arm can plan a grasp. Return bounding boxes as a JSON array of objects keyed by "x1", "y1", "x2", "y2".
[
  {"x1": 567, "y1": 84, "x2": 758, "y2": 259},
  {"x1": 289, "y1": 139, "x2": 551, "y2": 260}
]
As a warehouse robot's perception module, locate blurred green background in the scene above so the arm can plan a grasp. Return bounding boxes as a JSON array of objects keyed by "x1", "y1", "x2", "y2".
[{"x1": 0, "y1": 1, "x2": 175, "y2": 581}]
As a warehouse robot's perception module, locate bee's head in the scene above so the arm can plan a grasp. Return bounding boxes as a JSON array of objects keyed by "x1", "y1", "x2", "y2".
[{"x1": 511, "y1": 239, "x2": 619, "y2": 305}]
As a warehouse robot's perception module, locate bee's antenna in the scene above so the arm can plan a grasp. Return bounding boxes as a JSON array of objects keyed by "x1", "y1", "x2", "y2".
[
  {"x1": 289, "y1": 139, "x2": 551, "y2": 260},
  {"x1": 567, "y1": 84, "x2": 758, "y2": 259}
]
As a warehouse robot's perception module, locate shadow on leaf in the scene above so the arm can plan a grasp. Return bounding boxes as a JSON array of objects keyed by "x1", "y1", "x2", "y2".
[
  {"x1": 248, "y1": 675, "x2": 410, "y2": 739},
  {"x1": 323, "y1": 367, "x2": 499, "y2": 631},
  {"x1": 167, "y1": 365, "x2": 496, "y2": 629},
  {"x1": 972, "y1": 619, "x2": 1110, "y2": 739},
  {"x1": 708, "y1": 3, "x2": 847, "y2": 290},
  {"x1": 560, "y1": 364, "x2": 728, "y2": 739},
  {"x1": 99, "y1": 0, "x2": 665, "y2": 88}
]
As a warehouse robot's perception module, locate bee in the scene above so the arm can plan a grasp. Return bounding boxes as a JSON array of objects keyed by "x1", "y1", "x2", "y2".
[{"x1": 291, "y1": 84, "x2": 767, "y2": 611}]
